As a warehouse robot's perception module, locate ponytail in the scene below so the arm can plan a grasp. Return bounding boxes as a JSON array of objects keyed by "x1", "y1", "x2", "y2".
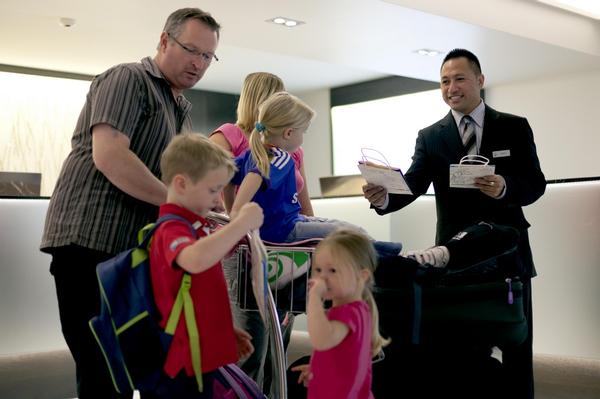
[
  {"x1": 249, "y1": 92, "x2": 315, "y2": 178},
  {"x1": 249, "y1": 125, "x2": 271, "y2": 177},
  {"x1": 364, "y1": 288, "x2": 391, "y2": 357}
]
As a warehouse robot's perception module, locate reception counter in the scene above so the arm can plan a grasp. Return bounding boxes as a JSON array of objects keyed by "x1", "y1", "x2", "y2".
[{"x1": 1, "y1": 179, "x2": 599, "y2": 360}]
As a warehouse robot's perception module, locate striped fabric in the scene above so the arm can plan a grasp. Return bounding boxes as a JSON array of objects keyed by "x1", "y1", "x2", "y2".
[
  {"x1": 270, "y1": 147, "x2": 292, "y2": 170},
  {"x1": 41, "y1": 57, "x2": 193, "y2": 255},
  {"x1": 461, "y1": 115, "x2": 477, "y2": 155}
]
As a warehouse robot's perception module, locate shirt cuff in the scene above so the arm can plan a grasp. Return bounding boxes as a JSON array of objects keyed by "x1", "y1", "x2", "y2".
[{"x1": 377, "y1": 194, "x2": 390, "y2": 210}]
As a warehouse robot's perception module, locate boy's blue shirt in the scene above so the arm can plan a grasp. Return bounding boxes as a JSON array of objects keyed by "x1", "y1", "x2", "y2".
[{"x1": 232, "y1": 147, "x2": 302, "y2": 242}]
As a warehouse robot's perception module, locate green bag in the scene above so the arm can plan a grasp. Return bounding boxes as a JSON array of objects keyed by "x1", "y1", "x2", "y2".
[
  {"x1": 417, "y1": 278, "x2": 527, "y2": 348},
  {"x1": 374, "y1": 222, "x2": 528, "y2": 348}
]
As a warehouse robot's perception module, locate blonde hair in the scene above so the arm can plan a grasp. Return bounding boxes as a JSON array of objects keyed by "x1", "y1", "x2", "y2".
[
  {"x1": 236, "y1": 72, "x2": 285, "y2": 134},
  {"x1": 249, "y1": 92, "x2": 315, "y2": 177},
  {"x1": 160, "y1": 133, "x2": 236, "y2": 184},
  {"x1": 315, "y1": 229, "x2": 391, "y2": 357}
]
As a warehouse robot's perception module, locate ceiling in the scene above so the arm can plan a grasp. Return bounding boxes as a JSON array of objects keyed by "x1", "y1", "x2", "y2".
[{"x1": 1, "y1": 0, "x2": 599, "y2": 94}]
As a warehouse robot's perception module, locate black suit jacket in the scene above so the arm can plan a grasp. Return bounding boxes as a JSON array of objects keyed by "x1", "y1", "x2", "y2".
[{"x1": 377, "y1": 105, "x2": 546, "y2": 277}]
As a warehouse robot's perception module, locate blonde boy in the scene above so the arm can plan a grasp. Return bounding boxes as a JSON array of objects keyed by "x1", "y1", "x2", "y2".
[{"x1": 146, "y1": 133, "x2": 263, "y2": 397}]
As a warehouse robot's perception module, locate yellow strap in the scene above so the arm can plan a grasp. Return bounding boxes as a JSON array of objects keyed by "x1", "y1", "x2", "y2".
[
  {"x1": 182, "y1": 276, "x2": 203, "y2": 392},
  {"x1": 164, "y1": 274, "x2": 203, "y2": 391}
]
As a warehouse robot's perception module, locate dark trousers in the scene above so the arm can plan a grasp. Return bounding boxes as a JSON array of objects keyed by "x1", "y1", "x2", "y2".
[
  {"x1": 371, "y1": 259, "x2": 533, "y2": 398},
  {"x1": 501, "y1": 278, "x2": 534, "y2": 399},
  {"x1": 50, "y1": 245, "x2": 133, "y2": 399}
]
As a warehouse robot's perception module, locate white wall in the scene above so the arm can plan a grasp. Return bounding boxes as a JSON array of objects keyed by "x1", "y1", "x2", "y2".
[
  {"x1": 296, "y1": 89, "x2": 332, "y2": 198},
  {"x1": 0, "y1": 199, "x2": 62, "y2": 355},
  {"x1": 486, "y1": 69, "x2": 600, "y2": 180}
]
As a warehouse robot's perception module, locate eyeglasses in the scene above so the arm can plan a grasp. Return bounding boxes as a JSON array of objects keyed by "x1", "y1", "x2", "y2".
[{"x1": 168, "y1": 33, "x2": 219, "y2": 63}]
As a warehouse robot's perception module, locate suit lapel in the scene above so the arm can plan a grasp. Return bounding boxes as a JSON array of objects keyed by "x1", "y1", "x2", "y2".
[
  {"x1": 440, "y1": 111, "x2": 464, "y2": 157},
  {"x1": 480, "y1": 105, "x2": 500, "y2": 157}
]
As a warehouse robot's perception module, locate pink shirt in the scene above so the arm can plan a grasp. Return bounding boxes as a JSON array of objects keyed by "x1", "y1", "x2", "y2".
[
  {"x1": 308, "y1": 301, "x2": 374, "y2": 399},
  {"x1": 212, "y1": 123, "x2": 305, "y2": 194}
]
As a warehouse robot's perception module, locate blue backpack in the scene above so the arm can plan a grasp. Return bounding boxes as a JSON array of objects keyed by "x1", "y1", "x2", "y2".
[{"x1": 89, "y1": 214, "x2": 266, "y2": 398}]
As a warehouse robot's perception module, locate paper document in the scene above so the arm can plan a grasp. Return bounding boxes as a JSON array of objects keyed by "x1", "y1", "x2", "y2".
[
  {"x1": 358, "y1": 162, "x2": 412, "y2": 195},
  {"x1": 449, "y1": 164, "x2": 496, "y2": 188}
]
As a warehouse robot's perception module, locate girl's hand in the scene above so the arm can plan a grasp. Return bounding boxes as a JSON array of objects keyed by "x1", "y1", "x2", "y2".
[
  {"x1": 234, "y1": 327, "x2": 254, "y2": 360},
  {"x1": 308, "y1": 278, "x2": 327, "y2": 299},
  {"x1": 291, "y1": 363, "x2": 313, "y2": 387},
  {"x1": 236, "y1": 202, "x2": 264, "y2": 231}
]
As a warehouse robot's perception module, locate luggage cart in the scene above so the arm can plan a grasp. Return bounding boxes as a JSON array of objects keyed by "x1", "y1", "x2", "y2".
[
  {"x1": 234, "y1": 242, "x2": 314, "y2": 314},
  {"x1": 208, "y1": 213, "x2": 315, "y2": 399}
]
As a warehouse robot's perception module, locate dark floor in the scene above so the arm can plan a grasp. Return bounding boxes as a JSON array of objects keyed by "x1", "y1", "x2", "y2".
[{"x1": 1, "y1": 345, "x2": 599, "y2": 398}]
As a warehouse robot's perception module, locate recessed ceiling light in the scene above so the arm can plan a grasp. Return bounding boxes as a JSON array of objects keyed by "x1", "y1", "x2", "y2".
[
  {"x1": 415, "y1": 49, "x2": 442, "y2": 57},
  {"x1": 266, "y1": 16, "x2": 305, "y2": 27},
  {"x1": 536, "y1": 0, "x2": 600, "y2": 20},
  {"x1": 58, "y1": 17, "x2": 76, "y2": 28}
]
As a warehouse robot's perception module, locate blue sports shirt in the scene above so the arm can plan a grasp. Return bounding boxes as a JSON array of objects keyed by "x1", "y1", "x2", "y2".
[{"x1": 232, "y1": 147, "x2": 302, "y2": 242}]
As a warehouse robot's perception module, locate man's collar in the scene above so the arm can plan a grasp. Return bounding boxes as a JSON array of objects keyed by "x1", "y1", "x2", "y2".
[
  {"x1": 141, "y1": 57, "x2": 164, "y2": 80},
  {"x1": 451, "y1": 100, "x2": 485, "y2": 127}
]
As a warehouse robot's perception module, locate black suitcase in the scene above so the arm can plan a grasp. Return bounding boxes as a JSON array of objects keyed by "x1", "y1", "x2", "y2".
[{"x1": 372, "y1": 222, "x2": 526, "y2": 398}]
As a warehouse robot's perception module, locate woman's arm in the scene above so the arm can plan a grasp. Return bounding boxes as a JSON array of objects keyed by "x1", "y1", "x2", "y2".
[
  {"x1": 297, "y1": 164, "x2": 314, "y2": 216},
  {"x1": 208, "y1": 132, "x2": 234, "y2": 213},
  {"x1": 223, "y1": 183, "x2": 236, "y2": 214},
  {"x1": 230, "y1": 173, "x2": 262, "y2": 219},
  {"x1": 208, "y1": 131, "x2": 233, "y2": 154}
]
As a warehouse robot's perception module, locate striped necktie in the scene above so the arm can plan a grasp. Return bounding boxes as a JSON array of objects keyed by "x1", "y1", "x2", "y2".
[{"x1": 461, "y1": 115, "x2": 477, "y2": 155}]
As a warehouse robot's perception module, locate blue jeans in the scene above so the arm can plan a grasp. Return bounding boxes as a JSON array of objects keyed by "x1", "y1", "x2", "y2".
[
  {"x1": 285, "y1": 216, "x2": 402, "y2": 257},
  {"x1": 285, "y1": 216, "x2": 367, "y2": 242}
]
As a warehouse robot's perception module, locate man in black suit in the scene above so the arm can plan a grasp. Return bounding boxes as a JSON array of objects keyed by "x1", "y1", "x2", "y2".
[{"x1": 364, "y1": 48, "x2": 545, "y2": 398}]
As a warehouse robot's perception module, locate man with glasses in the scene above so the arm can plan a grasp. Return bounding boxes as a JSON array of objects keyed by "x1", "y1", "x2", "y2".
[{"x1": 41, "y1": 8, "x2": 220, "y2": 398}]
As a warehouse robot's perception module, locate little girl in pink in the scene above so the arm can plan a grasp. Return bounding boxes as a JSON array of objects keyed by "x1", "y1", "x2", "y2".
[{"x1": 293, "y1": 229, "x2": 390, "y2": 399}]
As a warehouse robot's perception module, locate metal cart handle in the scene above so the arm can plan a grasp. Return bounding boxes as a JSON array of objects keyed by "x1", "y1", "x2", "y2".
[{"x1": 207, "y1": 211, "x2": 288, "y2": 398}]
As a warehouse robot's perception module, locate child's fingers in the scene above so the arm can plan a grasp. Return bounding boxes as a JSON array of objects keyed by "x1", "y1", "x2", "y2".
[
  {"x1": 290, "y1": 364, "x2": 308, "y2": 372},
  {"x1": 291, "y1": 364, "x2": 312, "y2": 385},
  {"x1": 298, "y1": 371, "x2": 313, "y2": 386},
  {"x1": 303, "y1": 374, "x2": 312, "y2": 387},
  {"x1": 235, "y1": 328, "x2": 252, "y2": 340},
  {"x1": 244, "y1": 340, "x2": 254, "y2": 355}
]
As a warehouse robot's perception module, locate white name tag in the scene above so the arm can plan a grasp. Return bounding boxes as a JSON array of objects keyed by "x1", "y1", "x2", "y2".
[{"x1": 492, "y1": 150, "x2": 510, "y2": 158}]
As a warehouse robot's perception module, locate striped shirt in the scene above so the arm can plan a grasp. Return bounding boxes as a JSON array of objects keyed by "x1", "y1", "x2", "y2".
[{"x1": 41, "y1": 57, "x2": 192, "y2": 255}]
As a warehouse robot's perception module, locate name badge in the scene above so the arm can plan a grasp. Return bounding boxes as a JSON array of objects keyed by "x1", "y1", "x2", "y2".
[{"x1": 492, "y1": 150, "x2": 510, "y2": 158}]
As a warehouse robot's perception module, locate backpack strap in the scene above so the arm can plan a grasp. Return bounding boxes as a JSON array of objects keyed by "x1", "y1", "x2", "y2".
[
  {"x1": 137, "y1": 214, "x2": 194, "y2": 248},
  {"x1": 165, "y1": 273, "x2": 203, "y2": 392},
  {"x1": 222, "y1": 363, "x2": 265, "y2": 398},
  {"x1": 140, "y1": 214, "x2": 205, "y2": 392}
]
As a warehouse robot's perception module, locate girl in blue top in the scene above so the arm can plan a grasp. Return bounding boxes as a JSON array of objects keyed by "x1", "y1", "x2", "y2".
[{"x1": 226, "y1": 92, "x2": 401, "y2": 257}]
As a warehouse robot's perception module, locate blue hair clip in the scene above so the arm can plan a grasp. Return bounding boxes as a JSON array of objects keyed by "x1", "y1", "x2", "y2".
[{"x1": 255, "y1": 122, "x2": 266, "y2": 133}]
